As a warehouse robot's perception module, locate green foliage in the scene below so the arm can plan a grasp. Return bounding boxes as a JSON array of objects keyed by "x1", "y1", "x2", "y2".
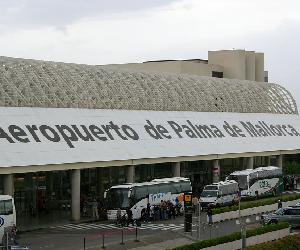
[
  {"x1": 212, "y1": 193, "x2": 300, "y2": 215},
  {"x1": 171, "y1": 222, "x2": 289, "y2": 250},
  {"x1": 246, "y1": 233, "x2": 300, "y2": 250},
  {"x1": 283, "y1": 161, "x2": 300, "y2": 175}
]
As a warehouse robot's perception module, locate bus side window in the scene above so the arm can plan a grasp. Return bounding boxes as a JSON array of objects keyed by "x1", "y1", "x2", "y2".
[
  {"x1": 0, "y1": 201, "x2": 5, "y2": 214},
  {"x1": 159, "y1": 184, "x2": 169, "y2": 193},
  {"x1": 174, "y1": 183, "x2": 182, "y2": 193},
  {"x1": 148, "y1": 185, "x2": 159, "y2": 195},
  {"x1": 133, "y1": 186, "x2": 149, "y2": 202},
  {"x1": 181, "y1": 182, "x2": 191, "y2": 192}
]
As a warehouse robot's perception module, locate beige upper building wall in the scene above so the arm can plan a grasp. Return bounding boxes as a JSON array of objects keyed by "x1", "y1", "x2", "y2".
[
  {"x1": 208, "y1": 50, "x2": 247, "y2": 80},
  {"x1": 246, "y1": 51, "x2": 256, "y2": 81},
  {"x1": 255, "y1": 53, "x2": 265, "y2": 82},
  {"x1": 104, "y1": 60, "x2": 224, "y2": 77},
  {"x1": 104, "y1": 49, "x2": 265, "y2": 82}
]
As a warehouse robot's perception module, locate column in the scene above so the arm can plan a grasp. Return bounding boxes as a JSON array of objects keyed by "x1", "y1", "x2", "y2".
[
  {"x1": 267, "y1": 156, "x2": 271, "y2": 166},
  {"x1": 172, "y1": 162, "x2": 181, "y2": 177},
  {"x1": 97, "y1": 168, "x2": 104, "y2": 199},
  {"x1": 277, "y1": 155, "x2": 283, "y2": 168},
  {"x1": 3, "y1": 174, "x2": 14, "y2": 197},
  {"x1": 247, "y1": 157, "x2": 254, "y2": 169},
  {"x1": 71, "y1": 169, "x2": 81, "y2": 221},
  {"x1": 126, "y1": 165, "x2": 135, "y2": 183},
  {"x1": 212, "y1": 160, "x2": 220, "y2": 183}
]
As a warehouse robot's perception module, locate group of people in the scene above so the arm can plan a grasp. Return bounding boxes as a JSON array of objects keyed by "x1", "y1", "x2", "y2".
[
  {"x1": 141, "y1": 200, "x2": 180, "y2": 222},
  {"x1": 116, "y1": 199, "x2": 182, "y2": 227}
]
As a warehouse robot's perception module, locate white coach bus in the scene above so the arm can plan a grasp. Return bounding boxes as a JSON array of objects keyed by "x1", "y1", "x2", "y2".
[
  {"x1": 104, "y1": 177, "x2": 191, "y2": 220},
  {"x1": 226, "y1": 166, "x2": 283, "y2": 197},
  {"x1": 0, "y1": 195, "x2": 16, "y2": 245}
]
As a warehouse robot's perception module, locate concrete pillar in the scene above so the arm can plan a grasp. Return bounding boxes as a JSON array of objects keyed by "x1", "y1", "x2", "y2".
[
  {"x1": 247, "y1": 157, "x2": 254, "y2": 169},
  {"x1": 71, "y1": 169, "x2": 81, "y2": 221},
  {"x1": 267, "y1": 156, "x2": 271, "y2": 166},
  {"x1": 3, "y1": 174, "x2": 14, "y2": 197},
  {"x1": 212, "y1": 160, "x2": 220, "y2": 183},
  {"x1": 277, "y1": 155, "x2": 283, "y2": 168},
  {"x1": 126, "y1": 165, "x2": 135, "y2": 183},
  {"x1": 172, "y1": 162, "x2": 181, "y2": 177}
]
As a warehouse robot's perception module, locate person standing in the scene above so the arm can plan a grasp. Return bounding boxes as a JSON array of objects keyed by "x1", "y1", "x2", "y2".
[
  {"x1": 126, "y1": 208, "x2": 134, "y2": 226},
  {"x1": 278, "y1": 199, "x2": 283, "y2": 209},
  {"x1": 116, "y1": 208, "x2": 122, "y2": 225},
  {"x1": 11, "y1": 224, "x2": 18, "y2": 245},
  {"x1": 91, "y1": 198, "x2": 99, "y2": 221},
  {"x1": 207, "y1": 205, "x2": 213, "y2": 225}
]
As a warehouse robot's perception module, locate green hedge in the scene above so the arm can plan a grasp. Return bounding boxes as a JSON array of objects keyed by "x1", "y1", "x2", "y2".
[
  {"x1": 171, "y1": 222, "x2": 289, "y2": 250},
  {"x1": 212, "y1": 193, "x2": 300, "y2": 215},
  {"x1": 246, "y1": 233, "x2": 300, "y2": 250}
]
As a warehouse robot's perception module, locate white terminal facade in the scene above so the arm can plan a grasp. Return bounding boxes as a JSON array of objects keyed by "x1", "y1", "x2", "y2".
[{"x1": 0, "y1": 49, "x2": 299, "y2": 225}]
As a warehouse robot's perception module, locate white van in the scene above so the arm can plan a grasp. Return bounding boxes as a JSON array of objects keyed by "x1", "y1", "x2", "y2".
[
  {"x1": 200, "y1": 180, "x2": 239, "y2": 208},
  {"x1": 0, "y1": 195, "x2": 16, "y2": 245}
]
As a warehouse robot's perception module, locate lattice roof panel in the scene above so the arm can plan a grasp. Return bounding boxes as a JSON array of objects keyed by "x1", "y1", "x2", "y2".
[{"x1": 0, "y1": 56, "x2": 298, "y2": 114}]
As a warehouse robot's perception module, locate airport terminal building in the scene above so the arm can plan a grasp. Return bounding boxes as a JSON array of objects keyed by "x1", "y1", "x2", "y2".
[{"x1": 0, "y1": 49, "x2": 300, "y2": 226}]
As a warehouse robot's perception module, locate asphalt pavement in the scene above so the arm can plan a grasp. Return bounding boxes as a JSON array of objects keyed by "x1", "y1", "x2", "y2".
[{"x1": 15, "y1": 212, "x2": 264, "y2": 250}]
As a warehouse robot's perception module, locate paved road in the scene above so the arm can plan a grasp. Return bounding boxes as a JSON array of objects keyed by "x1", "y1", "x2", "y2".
[{"x1": 15, "y1": 212, "x2": 264, "y2": 250}]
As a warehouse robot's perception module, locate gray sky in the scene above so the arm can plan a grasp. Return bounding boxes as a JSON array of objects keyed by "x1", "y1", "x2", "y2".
[{"x1": 0, "y1": 0, "x2": 299, "y2": 110}]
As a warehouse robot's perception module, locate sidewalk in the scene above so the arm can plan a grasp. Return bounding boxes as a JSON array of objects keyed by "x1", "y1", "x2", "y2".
[{"x1": 129, "y1": 238, "x2": 194, "y2": 250}]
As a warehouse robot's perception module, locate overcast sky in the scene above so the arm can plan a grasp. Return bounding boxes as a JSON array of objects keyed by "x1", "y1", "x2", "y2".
[{"x1": 0, "y1": 0, "x2": 300, "y2": 110}]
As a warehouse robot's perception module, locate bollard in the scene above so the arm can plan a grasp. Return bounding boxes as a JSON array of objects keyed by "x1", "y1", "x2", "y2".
[
  {"x1": 101, "y1": 234, "x2": 106, "y2": 249},
  {"x1": 134, "y1": 227, "x2": 139, "y2": 242},
  {"x1": 83, "y1": 237, "x2": 86, "y2": 250},
  {"x1": 120, "y1": 228, "x2": 125, "y2": 245}
]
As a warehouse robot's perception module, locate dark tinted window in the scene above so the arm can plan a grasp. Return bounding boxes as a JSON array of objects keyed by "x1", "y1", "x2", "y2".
[
  {"x1": 134, "y1": 186, "x2": 148, "y2": 200},
  {"x1": 159, "y1": 184, "x2": 170, "y2": 193},
  {"x1": 148, "y1": 185, "x2": 159, "y2": 195},
  {"x1": 0, "y1": 199, "x2": 13, "y2": 215},
  {"x1": 181, "y1": 181, "x2": 191, "y2": 192}
]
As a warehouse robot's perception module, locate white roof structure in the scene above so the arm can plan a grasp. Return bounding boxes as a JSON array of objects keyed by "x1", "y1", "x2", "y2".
[
  {"x1": 0, "y1": 57, "x2": 299, "y2": 172},
  {"x1": 0, "y1": 56, "x2": 297, "y2": 114}
]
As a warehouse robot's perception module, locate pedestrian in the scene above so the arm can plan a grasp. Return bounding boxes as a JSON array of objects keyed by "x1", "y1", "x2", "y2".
[
  {"x1": 278, "y1": 199, "x2": 283, "y2": 209},
  {"x1": 146, "y1": 203, "x2": 151, "y2": 222},
  {"x1": 207, "y1": 204, "x2": 213, "y2": 225},
  {"x1": 126, "y1": 208, "x2": 134, "y2": 226},
  {"x1": 11, "y1": 224, "x2": 18, "y2": 245},
  {"x1": 192, "y1": 196, "x2": 199, "y2": 213},
  {"x1": 116, "y1": 208, "x2": 122, "y2": 225},
  {"x1": 91, "y1": 198, "x2": 99, "y2": 221}
]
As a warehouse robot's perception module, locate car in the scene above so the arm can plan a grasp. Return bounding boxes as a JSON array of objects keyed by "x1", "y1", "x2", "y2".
[{"x1": 261, "y1": 206, "x2": 300, "y2": 227}]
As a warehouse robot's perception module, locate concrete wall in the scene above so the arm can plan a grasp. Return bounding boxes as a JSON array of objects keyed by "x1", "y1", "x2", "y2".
[
  {"x1": 104, "y1": 60, "x2": 223, "y2": 77},
  {"x1": 208, "y1": 50, "x2": 246, "y2": 80}
]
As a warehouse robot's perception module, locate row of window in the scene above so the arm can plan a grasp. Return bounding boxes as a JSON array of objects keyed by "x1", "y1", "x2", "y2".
[{"x1": 132, "y1": 181, "x2": 191, "y2": 201}]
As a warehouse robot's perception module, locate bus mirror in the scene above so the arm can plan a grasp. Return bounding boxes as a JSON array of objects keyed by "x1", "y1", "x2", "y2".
[{"x1": 128, "y1": 190, "x2": 131, "y2": 198}]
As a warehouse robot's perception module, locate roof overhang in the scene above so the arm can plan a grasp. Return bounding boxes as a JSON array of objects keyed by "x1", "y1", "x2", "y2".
[{"x1": 0, "y1": 107, "x2": 300, "y2": 173}]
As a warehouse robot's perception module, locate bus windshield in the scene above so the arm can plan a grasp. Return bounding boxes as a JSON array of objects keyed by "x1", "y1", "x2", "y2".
[
  {"x1": 105, "y1": 188, "x2": 130, "y2": 209},
  {"x1": 0, "y1": 199, "x2": 13, "y2": 215},
  {"x1": 201, "y1": 190, "x2": 218, "y2": 197}
]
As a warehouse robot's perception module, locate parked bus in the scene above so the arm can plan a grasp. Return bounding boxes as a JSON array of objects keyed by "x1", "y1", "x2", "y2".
[
  {"x1": 200, "y1": 180, "x2": 239, "y2": 208},
  {"x1": 226, "y1": 166, "x2": 283, "y2": 197},
  {"x1": 0, "y1": 195, "x2": 16, "y2": 245},
  {"x1": 104, "y1": 177, "x2": 191, "y2": 220}
]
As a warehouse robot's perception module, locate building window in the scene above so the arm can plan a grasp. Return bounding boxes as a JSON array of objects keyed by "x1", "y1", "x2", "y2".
[{"x1": 212, "y1": 71, "x2": 223, "y2": 78}]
